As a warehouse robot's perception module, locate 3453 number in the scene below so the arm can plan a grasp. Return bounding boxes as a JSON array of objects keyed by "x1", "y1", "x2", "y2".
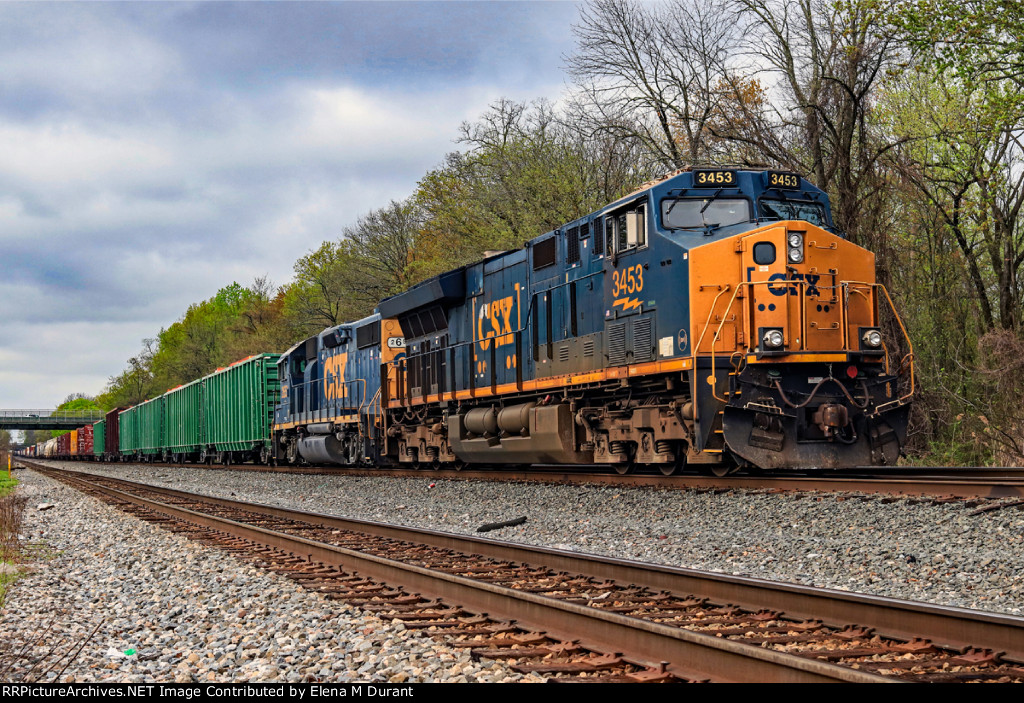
[{"x1": 612, "y1": 264, "x2": 644, "y2": 296}]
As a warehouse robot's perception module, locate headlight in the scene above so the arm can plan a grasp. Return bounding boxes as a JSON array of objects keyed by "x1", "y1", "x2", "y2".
[
  {"x1": 763, "y1": 329, "x2": 785, "y2": 348},
  {"x1": 787, "y1": 232, "x2": 804, "y2": 263},
  {"x1": 862, "y1": 329, "x2": 882, "y2": 348}
]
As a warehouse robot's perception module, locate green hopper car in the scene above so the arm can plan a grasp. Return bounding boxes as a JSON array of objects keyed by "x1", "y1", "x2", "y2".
[
  {"x1": 93, "y1": 419, "x2": 105, "y2": 458},
  {"x1": 164, "y1": 379, "x2": 203, "y2": 462},
  {"x1": 202, "y1": 353, "x2": 281, "y2": 464}
]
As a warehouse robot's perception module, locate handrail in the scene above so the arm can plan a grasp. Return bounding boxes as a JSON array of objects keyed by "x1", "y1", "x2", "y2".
[
  {"x1": 707, "y1": 282, "x2": 752, "y2": 402},
  {"x1": 384, "y1": 275, "x2": 547, "y2": 406},
  {"x1": 702, "y1": 279, "x2": 915, "y2": 408},
  {"x1": 0, "y1": 409, "x2": 106, "y2": 418},
  {"x1": 846, "y1": 282, "x2": 916, "y2": 410},
  {"x1": 285, "y1": 377, "x2": 367, "y2": 424},
  {"x1": 693, "y1": 285, "x2": 734, "y2": 357}
]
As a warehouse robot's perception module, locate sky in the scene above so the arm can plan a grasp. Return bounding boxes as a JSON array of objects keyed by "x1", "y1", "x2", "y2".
[{"x1": 0, "y1": 1, "x2": 581, "y2": 410}]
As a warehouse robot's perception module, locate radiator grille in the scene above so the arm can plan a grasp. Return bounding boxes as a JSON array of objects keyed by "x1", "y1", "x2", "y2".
[
  {"x1": 634, "y1": 317, "x2": 653, "y2": 363},
  {"x1": 566, "y1": 227, "x2": 580, "y2": 265},
  {"x1": 608, "y1": 322, "x2": 628, "y2": 366}
]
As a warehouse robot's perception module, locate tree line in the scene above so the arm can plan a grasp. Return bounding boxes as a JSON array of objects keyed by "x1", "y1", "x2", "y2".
[{"x1": 80, "y1": 0, "x2": 1024, "y2": 465}]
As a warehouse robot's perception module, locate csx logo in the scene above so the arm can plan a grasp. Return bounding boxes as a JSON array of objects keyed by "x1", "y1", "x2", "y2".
[
  {"x1": 767, "y1": 272, "x2": 821, "y2": 297},
  {"x1": 478, "y1": 295, "x2": 516, "y2": 349},
  {"x1": 323, "y1": 352, "x2": 348, "y2": 400},
  {"x1": 747, "y1": 266, "x2": 822, "y2": 297}
]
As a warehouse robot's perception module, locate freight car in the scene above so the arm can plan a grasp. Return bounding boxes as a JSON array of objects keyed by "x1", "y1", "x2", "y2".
[
  {"x1": 274, "y1": 166, "x2": 914, "y2": 473},
  {"x1": 43, "y1": 357, "x2": 280, "y2": 464}
]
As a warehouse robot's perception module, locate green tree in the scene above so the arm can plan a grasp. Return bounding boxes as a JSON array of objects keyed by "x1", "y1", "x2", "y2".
[
  {"x1": 282, "y1": 241, "x2": 361, "y2": 337},
  {"x1": 414, "y1": 98, "x2": 646, "y2": 278},
  {"x1": 339, "y1": 199, "x2": 422, "y2": 311},
  {"x1": 50, "y1": 395, "x2": 102, "y2": 438},
  {"x1": 894, "y1": 0, "x2": 1024, "y2": 85}
]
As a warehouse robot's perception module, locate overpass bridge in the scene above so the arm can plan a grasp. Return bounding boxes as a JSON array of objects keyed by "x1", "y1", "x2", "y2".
[{"x1": 0, "y1": 409, "x2": 105, "y2": 431}]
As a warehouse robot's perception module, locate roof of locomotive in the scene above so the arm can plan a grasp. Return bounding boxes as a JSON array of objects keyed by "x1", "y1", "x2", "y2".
[
  {"x1": 374, "y1": 167, "x2": 836, "y2": 321},
  {"x1": 607, "y1": 167, "x2": 832, "y2": 220}
]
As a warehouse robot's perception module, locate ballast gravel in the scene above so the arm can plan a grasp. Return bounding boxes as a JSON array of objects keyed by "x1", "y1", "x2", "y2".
[
  {"x1": 7, "y1": 461, "x2": 1024, "y2": 682},
  {"x1": 0, "y1": 469, "x2": 540, "y2": 683},
  {"x1": 41, "y1": 461, "x2": 1024, "y2": 616}
]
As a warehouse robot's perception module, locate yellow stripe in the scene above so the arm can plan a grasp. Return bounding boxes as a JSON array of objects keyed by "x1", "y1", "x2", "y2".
[{"x1": 745, "y1": 353, "x2": 849, "y2": 364}]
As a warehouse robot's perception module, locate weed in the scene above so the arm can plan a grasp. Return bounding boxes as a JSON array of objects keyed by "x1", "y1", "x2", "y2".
[
  {"x1": 0, "y1": 477, "x2": 17, "y2": 498},
  {"x1": 0, "y1": 493, "x2": 27, "y2": 562}
]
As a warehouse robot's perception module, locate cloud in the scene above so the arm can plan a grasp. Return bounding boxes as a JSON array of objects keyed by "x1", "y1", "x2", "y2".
[{"x1": 0, "y1": 2, "x2": 580, "y2": 408}]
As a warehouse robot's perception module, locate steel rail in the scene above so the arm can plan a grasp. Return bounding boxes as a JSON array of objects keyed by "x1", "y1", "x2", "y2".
[
  {"x1": 33, "y1": 464, "x2": 890, "y2": 683},
  {"x1": 31, "y1": 464, "x2": 1024, "y2": 673}
]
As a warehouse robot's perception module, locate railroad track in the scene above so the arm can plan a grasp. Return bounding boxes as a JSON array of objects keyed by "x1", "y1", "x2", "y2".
[
  {"x1": 21, "y1": 461, "x2": 1024, "y2": 683},
  {"x1": 39, "y1": 457, "x2": 1024, "y2": 501}
]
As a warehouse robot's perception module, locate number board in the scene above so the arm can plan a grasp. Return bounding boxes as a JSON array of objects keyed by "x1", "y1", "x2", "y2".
[
  {"x1": 692, "y1": 169, "x2": 737, "y2": 187},
  {"x1": 767, "y1": 171, "x2": 801, "y2": 189}
]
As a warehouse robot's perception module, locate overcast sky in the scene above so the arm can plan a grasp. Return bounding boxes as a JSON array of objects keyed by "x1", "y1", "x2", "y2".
[{"x1": 0, "y1": 1, "x2": 580, "y2": 410}]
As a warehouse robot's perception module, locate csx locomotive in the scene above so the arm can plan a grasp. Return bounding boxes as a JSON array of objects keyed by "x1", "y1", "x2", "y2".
[{"x1": 273, "y1": 167, "x2": 914, "y2": 473}]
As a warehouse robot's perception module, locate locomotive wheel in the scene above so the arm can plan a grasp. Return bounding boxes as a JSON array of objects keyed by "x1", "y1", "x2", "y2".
[
  {"x1": 661, "y1": 447, "x2": 687, "y2": 476},
  {"x1": 613, "y1": 460, "x2": 634, "y2": 475},
  {"x1": 613, "y1": 443, "x2": 637, "y2": 475},
  {"x1": 708, "y1": 464, "x2": 739, "y2": 477}
]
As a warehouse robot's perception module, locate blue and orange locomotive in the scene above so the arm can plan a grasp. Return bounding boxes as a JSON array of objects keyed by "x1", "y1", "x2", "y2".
[{"x1": 273, "y1": 167, "x2": 914, "y2": 472}]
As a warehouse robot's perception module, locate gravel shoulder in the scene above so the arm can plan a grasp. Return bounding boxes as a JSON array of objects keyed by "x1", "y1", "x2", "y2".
[
  {"x1": 35, "y1": 460, "x2": 1024, "y2": 616},
  {"x1": 0, "y1": 468, "x2": 538, "y2": 683}
]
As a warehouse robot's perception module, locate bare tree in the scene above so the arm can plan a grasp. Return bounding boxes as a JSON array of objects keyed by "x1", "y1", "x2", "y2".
[
  {"x1": 566, "y1": 0, "x2": 737, "y2": 170},
  {"x1": 720, "y1": 0, "x2": 904, "y2": 244}
]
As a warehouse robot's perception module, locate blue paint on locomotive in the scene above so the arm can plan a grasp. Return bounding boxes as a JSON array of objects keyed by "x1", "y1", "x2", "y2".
[
  {"x1": 275, "y1": 313, "x2": 383, "y2": 428},
  {"x1": 385, "y1": 168, "x2": 834, "y2": 394}
]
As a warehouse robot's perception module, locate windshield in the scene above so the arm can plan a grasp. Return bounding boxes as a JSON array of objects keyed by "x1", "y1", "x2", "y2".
[
  {"x1": 661, "y1": 198, "x2": 751, "y2": 230},
  {"x1": 759, "y1": 199, "x2": 828, "y2": 227}
]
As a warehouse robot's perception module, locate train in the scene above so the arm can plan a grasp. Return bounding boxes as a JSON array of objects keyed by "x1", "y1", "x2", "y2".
[{"x1": 28, "y1": 167, "x2": 914, "y2": 474}]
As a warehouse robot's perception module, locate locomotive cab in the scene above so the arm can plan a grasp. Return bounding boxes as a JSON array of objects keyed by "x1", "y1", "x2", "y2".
[{"x1": 686, "y1": 211, "x2": 912, "y2": 469}]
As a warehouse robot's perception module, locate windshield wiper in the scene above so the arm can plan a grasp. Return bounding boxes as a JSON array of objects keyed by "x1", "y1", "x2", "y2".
[{"x1": 700, "y1": 189, "x2": 724, "y2": 215}]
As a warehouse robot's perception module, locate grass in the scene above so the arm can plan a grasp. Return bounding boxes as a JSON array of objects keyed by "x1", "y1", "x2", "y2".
[
  {"x1": 0, "y1": 571, "x2": 18, "y2": 606},
  {"x1": 0, "y1": 476, "x2": 18, "y2": 498}
]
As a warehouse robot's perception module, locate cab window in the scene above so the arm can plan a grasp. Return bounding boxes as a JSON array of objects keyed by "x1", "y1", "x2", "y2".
[
  {"x1": 759, "y1": 199, "x2": 827, "y2": 226},
  {"x1": 605, "y1": 204, "x2": 646, "y2": 254},
  {"x1": 661, "y1": 198, "x2": 750, "y2": 230}
]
